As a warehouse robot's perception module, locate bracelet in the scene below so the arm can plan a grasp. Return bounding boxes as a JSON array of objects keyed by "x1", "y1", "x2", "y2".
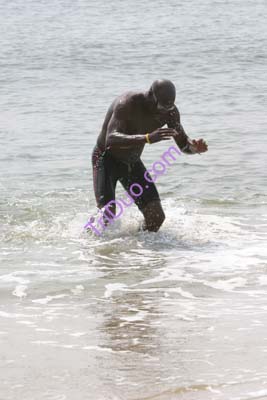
[{"x1": 145, "y1": 133, "x2": 151, "y2": 144}]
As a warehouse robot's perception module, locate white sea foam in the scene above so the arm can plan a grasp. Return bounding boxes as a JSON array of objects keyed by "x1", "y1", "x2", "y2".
[
  {"x1": 120, "y1": 310, "x2": 148, "y2": 322},
  {"x1": 0, "y1": 274, "x2": 29, "y2": 285},
  {"x1": 204, "y1": 277, "x2": 247, "y2": 292},
  {"x1": 32, "y1": 294, "x2": 69, "y2": 304},
  {"x1": 17, "y1": 320, "x2": 35, "y2": 325},
  {"x1": 69, "y1": 332, "x2": 87, "y2": 337},
  {"x1": 70, "y1": 285, "x2": 85, "y2": 295},
  {"x1": 12, "y1": 284, "x2": 28, "y2": 298},
  {"x1": 0, "y1": 311, "x2": 29, "y2": 319},
  {"x1": 168, "y1": 287, "x2": 196, "y2": 299},
  {"x1": 258, "y1": 276, "x2": 267, "y2": 286},
  {"x1": 104, "y1": 283, "x2": 128, "y2": 298}
]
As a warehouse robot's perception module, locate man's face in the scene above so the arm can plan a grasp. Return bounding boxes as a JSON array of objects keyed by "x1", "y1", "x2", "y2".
[{"x1": 152, "y1": 91, "x2": 175, "y2": 115}]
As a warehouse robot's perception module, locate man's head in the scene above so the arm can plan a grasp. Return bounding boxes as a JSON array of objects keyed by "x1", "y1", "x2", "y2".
[{"x1": 149, "y1": 79, "x2": 176, "y2": 113}]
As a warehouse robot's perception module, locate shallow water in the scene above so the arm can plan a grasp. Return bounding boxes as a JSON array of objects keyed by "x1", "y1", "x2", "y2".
[{"x1": 1, "y1": 0, "x2": 267, "y2": 399}]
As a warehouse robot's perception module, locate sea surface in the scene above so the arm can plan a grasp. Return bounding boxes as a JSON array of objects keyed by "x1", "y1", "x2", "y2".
[{"x1": 1, "y1": 1, "x2": 267, "y2": 399}]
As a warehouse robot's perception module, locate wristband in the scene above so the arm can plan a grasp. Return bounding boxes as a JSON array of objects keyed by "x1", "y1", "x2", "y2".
[{"x1": 145, "y1": 133, "x2": 151, "y2": 144}]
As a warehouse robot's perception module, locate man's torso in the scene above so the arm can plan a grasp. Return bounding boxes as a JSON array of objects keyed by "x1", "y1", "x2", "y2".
[{"x1": 96, "y1": 91, "x2": 169, "y2": 163}]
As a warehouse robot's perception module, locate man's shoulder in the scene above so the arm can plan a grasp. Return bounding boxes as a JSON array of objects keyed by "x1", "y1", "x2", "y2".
[{"x1": 113, "y1": 91, "x2": 145, "y2": 118}]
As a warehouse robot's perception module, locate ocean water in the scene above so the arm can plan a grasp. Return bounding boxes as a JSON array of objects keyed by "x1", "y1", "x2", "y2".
[{"x1": 1, "y1": 0, "x2": 267, "y2": 399}]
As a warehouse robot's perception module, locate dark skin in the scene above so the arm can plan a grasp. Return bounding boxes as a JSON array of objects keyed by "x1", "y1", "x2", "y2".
[{"x1": 96, "y1": 88, "x2": 208, "y2": 232}]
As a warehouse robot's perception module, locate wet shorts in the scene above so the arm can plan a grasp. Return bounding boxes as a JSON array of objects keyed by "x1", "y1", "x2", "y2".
[{"x1": 92, "y1": 145, "x2": 160, "y2": 211}]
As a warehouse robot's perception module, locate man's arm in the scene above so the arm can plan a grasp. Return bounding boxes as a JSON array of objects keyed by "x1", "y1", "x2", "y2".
[{"x1": 167, "y1": 106, "x2": 208, "y2": 154}]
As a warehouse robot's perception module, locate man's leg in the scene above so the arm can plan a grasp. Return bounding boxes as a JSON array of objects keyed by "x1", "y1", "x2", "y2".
[
  {"x1": 119, "y1": 160, "x2": 165, "y2": 232},
  {"x1": 92, "y1": 146, "x2": 118, "y2": 229},
  {"x1": 140, "y1": 199, "x2": 165, "y2": 232}
]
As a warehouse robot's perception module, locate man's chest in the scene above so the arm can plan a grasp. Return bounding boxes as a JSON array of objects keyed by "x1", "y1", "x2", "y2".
[{"x1": 127, "y1": 112, "x2": 167, "y2": 134}]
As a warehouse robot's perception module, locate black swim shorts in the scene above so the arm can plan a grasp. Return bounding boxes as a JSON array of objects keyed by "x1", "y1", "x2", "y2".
[{"x1": 92, "y1": 145, "x2": 160, "y2": 211}]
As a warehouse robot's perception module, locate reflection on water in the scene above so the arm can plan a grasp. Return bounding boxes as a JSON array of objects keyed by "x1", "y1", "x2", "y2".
[{"x1": 102, "y1": 291, "x2": 159, "y2": 354}]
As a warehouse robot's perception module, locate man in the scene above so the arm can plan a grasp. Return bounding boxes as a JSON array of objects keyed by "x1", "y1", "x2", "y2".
[{"x1": 92, "y1": 79, "x2": 208, "y2": 233}]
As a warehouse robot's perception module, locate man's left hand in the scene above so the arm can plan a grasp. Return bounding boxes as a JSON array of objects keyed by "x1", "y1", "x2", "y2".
[{"x1": 191, "y1": 139, "x2": 208, "y2": 153}]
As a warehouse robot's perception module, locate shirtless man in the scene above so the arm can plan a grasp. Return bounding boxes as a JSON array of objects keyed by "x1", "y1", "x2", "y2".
[{"x1": 91, "y1": 79, "x2": 208, "y2": 233}]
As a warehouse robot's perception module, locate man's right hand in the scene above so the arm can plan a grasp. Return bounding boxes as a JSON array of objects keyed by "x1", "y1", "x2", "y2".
[{"x1": 148, "y1": 128, "x2": 177, "y2": 144}]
